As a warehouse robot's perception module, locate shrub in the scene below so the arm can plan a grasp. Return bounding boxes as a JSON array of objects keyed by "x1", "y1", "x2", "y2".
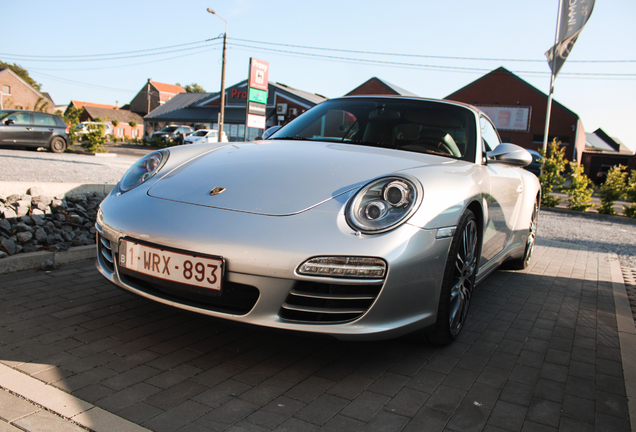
[
  {"x1": 624, "y1": 170, "x2": 636, "y2": 218},
  {"x1": 79, "y1": 123, "x2": 108, "y2": 153},
  {"x1": 539, "y1": 140, "x2": 566, "y2": 207},
  {"x1": 564, "y1": 163, "x2": 594, "y2": 212},
  {"x1": 597, "y1": 165, "x2": 626, "y2": 215}
]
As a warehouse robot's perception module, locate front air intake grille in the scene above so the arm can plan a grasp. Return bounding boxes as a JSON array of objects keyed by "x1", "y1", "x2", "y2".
[
  {"x1": 118, "y1": 268, "x2": 259, "y2": 315},
  {"x1": 280, "y1": 281, "x2": 382, "y2": 323},
  {"x1": 97, "y1": 233, "x2": 114, "y2": 273}
]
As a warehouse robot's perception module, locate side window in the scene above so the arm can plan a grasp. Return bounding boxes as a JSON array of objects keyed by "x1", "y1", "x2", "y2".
[
  {"x1": 6, "y1": 112, "x2": 32, "y2": 125},
  {"x1": 33, "y1": 113, "x2": 54, "y2": 126},
  {"x1": 480, "y1": 116, "x2": 501, "y2": 152}
]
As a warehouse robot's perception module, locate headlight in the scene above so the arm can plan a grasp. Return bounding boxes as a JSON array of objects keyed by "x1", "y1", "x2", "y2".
[
  {"x1": 118, "y1": 150, "x2": 168, "y2": 193},
  {"x1": 346, "y1": 176, "x2": 422, "y2": 234}
]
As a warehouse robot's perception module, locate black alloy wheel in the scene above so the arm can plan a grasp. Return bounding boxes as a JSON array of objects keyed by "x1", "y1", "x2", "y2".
[{"x1": 427, "y1": 209, "x2": 479, "y2": 344}]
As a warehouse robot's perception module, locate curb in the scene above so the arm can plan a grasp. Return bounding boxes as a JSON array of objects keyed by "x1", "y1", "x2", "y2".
[
  {"x1": 0, "y1": 364, "x2": 150, "y2": 432},
  {"x1": 540, "y1": 205, "x2": 636, "y2": 225},
  {"x1": 0, "y1": 245, "x2": 96, "y2": 275},
  {"x1": 0, "y1": 182, "x2": 115, "y2": 198}
]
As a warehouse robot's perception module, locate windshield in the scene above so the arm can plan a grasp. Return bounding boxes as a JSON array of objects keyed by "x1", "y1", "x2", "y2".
[
  {"x1": 160, "y1": 126, "x2": 178, "y2": 132},
  {"x1": 270, "y1": 98, "x2": 476, "y2": 161},
  {"x1": 0, "y1": 110, "x2": 12, "y2": 120},
  {"x1": 192, "y1": 130, "x2": 209, "y2": 137}
]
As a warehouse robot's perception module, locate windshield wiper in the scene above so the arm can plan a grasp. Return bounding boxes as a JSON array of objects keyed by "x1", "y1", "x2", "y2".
[
  {"x1": 345, "y1": 139, "x2": 396, "y2": 149},
  {"x1": 269, "y1": 136, "x2": 314, "y2": 141}
]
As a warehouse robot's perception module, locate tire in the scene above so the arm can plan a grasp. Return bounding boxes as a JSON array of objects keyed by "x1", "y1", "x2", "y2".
[
  {"x1": 427, "y1": 210, "x2": 479, "y2": 345},
  {"x1": 49, "y1": 137, "x2": 66, "y2": 154},
  {"x1": 506, "y1": 200, "x2": 538, "y2": 270}
]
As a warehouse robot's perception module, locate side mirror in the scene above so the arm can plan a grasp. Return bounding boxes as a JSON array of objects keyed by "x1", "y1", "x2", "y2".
[
  {"x1": 486, "y1": 143, "x2": 532, "y2": 167},
  {"x1": 5, "y1": 119, "x2": 15, "y2": 125},
  {"x1": 262, "y1": 126, "x2": 281, "y2": 140}
]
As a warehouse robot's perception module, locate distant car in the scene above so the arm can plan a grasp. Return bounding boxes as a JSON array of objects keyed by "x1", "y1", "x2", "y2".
[
  {"x1": 523, "y1": 149, "x2": 543, "y2": 176},
  {"x1": 75, "y1": 122, "x2": 114, "y2": 138},
  {"x1": 0, "y1": 109, "x2": 69, "y2": 153},
  {"x1": 151, "y1": 125, "x2": 194, "y2": 143},
  {"x1": 183, "y1": 129, "x2": 229, "y2": 144},
  {"x1": 96, "y1": 96, "x2": 540, "y2": 345}
]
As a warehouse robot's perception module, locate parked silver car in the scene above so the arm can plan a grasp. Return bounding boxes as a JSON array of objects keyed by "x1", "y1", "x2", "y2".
[{"x1": 96, "y1": 96, "x2": 540, "y2": 344}]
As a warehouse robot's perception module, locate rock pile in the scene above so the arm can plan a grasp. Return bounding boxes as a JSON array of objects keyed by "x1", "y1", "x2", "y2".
[{"x1": 0, "y1": 186, "x2": 105, "y2": 259}]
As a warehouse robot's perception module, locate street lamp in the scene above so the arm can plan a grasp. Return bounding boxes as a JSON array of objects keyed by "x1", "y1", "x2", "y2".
[{"x1": 207, "y1": 7, "x2": 227, "y2": 143}]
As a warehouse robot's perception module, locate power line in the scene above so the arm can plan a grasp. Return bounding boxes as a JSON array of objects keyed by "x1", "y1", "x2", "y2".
[
  {"x1": 0, "y1": 38, "x2": 221, "y2": 61},
  {"x1": 0, "y1": 41, "x2": 222, "y2": 63},
  {"x1": 27, "y1": 46, "x2": 221, "y2": 72},
  {"x1": 227, "y1": 41, "x2": 636, "y2": 78},
  {"x1": 228, "y1": 37, "x2": 636, "y2": 64}
]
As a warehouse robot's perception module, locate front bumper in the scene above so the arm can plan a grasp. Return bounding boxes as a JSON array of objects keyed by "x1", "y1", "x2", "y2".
[{"x1": 95, "y1": 191, "x2": 452, "y2": 340}]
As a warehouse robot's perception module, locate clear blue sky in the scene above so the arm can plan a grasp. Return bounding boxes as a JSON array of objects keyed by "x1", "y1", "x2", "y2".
[{"x1": 3, "y1": 0, "x2": 635, "y2": 149}]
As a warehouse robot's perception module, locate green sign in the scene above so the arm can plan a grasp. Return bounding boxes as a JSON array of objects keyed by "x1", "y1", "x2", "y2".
[{"x1": 248, "y1": 88, "x2": 268, "y2": 104}]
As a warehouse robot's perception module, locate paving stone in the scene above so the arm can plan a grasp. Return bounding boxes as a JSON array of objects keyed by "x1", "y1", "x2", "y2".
[{"x1": 294, "y1": 393, "x2": 349, "y2": 425}]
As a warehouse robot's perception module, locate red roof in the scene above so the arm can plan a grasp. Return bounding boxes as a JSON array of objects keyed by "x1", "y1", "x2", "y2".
[
  {"x1": 71, "y1": 100, "x2": 118, "y2": 110},
  {"x1": 151, "y1": 81, "x2": 186, "y2": 95}
]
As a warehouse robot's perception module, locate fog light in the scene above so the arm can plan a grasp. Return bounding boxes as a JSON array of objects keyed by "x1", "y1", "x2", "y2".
[{"x1": 298, "y1": 257, "x2": 386, "y2": 278}]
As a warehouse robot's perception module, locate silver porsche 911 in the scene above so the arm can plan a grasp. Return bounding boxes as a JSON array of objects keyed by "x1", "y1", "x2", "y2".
[{"x1": 96, "y1": 96, "x2": 540, "y2": 344}]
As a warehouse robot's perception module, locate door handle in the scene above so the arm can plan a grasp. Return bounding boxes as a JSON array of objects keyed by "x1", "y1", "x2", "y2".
[
  {"x1": 516, "y1": 185, "x2": 523, "y2": 194},
  {"x1": 26, "y1": 127, "x2": 33, "y2": 131}
]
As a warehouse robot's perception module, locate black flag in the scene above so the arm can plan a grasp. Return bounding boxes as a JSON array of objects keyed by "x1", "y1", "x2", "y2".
[{"x1": 545, "y1": 0, "x2": 595, "y2": 77}]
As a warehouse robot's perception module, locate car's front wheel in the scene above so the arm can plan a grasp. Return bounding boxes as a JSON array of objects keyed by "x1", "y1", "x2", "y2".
[
  {"x1": 427, "y1": 209, "x2": 479, "y2": 344},
  {"x1": 49, "y1": 137, "x2": 66, "y2": 154}
]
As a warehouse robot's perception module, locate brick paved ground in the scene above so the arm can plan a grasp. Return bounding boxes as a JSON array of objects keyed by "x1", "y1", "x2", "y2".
[{"x1": 0, "y1": 238, "x2": 631, "y2": 432}]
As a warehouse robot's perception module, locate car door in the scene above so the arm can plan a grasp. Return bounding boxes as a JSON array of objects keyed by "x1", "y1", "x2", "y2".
[
  {"x1": 31, "y1": 113, "x2": 56, "y2": 147},
  {"x1": 479, "y1": 116, "x2": 524, "y2": 265},
  {"x1": 0, "y1": 111, "x2": 33, "y2": 146}
]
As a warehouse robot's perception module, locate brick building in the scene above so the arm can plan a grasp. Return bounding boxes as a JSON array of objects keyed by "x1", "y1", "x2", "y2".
[
  {"x1": 0, "y1": 69, "x2": 55, "y2": 113},
  {"x1": 129, "y1": 80, "x2": 186, "y2": 116},
  {"x1": 445, "y1": 67, "x2": 587, "y2": 163},
  {"x1": 345, "y1": 77, "x2": 418, "y2": 96}
]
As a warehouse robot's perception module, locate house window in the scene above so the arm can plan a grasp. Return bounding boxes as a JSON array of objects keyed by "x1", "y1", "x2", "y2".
[
  {"x1": 2, "y1": 86, "x2": 10, "y2": 94},
  {"x1": 132, "y1": 129, "x2": 139, "y2": 138},
  {"x1": 118, "y1": 128, "x2": 125, "y2": 137}
]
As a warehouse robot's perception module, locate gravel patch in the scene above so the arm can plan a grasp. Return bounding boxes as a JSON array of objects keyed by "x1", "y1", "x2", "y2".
[
  {"x1": 0, "y1": 148, "x2": 138, "y2": 184},
  {"x1": 538, "y1": 208, "x2": 636, "y2": 268}
]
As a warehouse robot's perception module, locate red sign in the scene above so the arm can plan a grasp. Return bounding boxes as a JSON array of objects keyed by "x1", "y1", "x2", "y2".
[{"x1": 249, "y1": 58, "x2": 269, "y2": 92}]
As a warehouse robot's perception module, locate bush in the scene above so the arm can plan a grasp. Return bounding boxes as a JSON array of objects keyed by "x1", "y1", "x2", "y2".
[
  {"x1": 79, "y1": 123, "x2": 108, "y2": 153},
  {"x1": 564, "y1": 163, "x2": 594, "y2": 212},
  {"x1": 539, "y1": 140, "x2": 566, "y2": 207},
  {"x1": 597, "y1": 165, "x2": 626, "y2": 215},
  {"x1": 624, "y1": 170, "x2": 636, "y2": 218}
]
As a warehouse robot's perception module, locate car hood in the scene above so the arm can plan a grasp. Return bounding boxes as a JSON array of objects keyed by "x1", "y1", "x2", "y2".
[{"x1": 147, "y1": 140, "x2": 448, "y2": 216}]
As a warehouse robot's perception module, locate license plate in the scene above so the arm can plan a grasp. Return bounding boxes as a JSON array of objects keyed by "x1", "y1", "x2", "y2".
[{"x1": 119, "y1": 240, "x2": 223, "y2": 291}]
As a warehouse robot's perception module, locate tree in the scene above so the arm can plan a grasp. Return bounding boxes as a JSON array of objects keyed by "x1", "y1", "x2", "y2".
[
  {"x1": 111, "y1": 119, "x2": 119, "y2": 127},
  {"x1": 598, "y1": 165, "x2": 627, "y2": 215},
  {"x1": 539, "y1": 140, "x2": 567, "y2": 207},
  {"x1": 80, "y1": 123, "x2": 107, "y2": 153},
  {"x1": 63, "y1": 106, "x2": 83, "y2": 145},
  {"x1": 624, "y1": 170, "x2": 636, "y2": 218},
  {"x1": 177, "y1": 83, "x2": 206, "y2": 93},
  {"x1": 128, "y1": 120, "x2": 138, "y2": 141},
  {"x1": 0, "y1": 61, "x2": 41, "y2": 90},
  {"x1": 564, "y1": 163, "x2": 594, "y2": 212}
]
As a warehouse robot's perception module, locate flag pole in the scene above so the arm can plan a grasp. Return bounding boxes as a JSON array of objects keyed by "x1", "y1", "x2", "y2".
[{"x1": 542, "y1": 0, "x2": 564, "y2": 155}]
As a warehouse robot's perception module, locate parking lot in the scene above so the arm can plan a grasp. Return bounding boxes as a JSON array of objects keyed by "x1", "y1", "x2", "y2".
[
  {"x1": 0, "y1": 147, "x2": 635, "y2": 431},
  {"x1": 0, "y1": 237, "x2": 634, "y2": 432}
]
